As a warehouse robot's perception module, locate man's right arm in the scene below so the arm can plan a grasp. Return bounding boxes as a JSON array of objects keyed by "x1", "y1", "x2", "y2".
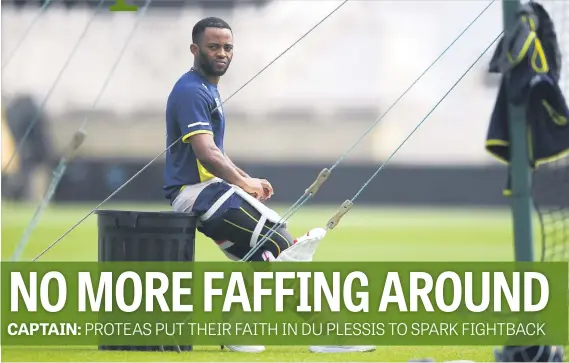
[
  {"x1": 189, "y1": 133, "x2": 264, "y2": 199},
  {"x1": 188, "y1": 133, "x2": 246, "y2": 187},
  {"x1": 176, "y1": 86, "x2": 264, "y2": 198}
]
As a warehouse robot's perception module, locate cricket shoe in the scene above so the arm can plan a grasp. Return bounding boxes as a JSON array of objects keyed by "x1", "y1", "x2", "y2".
[
  {"x1": 222, "y1": 345, "x2": 266, "y2": 353},
  {"x1": 309, "y1": 345, "x2": 376, "y2": 353}
]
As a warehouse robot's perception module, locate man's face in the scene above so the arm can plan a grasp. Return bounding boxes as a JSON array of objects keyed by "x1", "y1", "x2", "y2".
[{"x1": 193, "y1": 27, "x2": 233, "y2": 77}]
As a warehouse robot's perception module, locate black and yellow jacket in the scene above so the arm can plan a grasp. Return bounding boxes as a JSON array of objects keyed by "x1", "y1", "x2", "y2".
[{"x1": 486, "y1": 1, "x2": 569, "y2": 170}]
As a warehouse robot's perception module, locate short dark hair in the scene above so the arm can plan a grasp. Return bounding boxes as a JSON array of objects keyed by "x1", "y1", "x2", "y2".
[{"x1": 192, "y1": 17, "x2": 232, "y2": 44}]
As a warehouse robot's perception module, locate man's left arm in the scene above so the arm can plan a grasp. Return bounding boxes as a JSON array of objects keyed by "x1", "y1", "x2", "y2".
[
  {"x1": 225, "y1": 153, "x2": 274, "y2": 198},
  {"x1": 225, "y1": 153, "x2": 250, "y2": 178}
]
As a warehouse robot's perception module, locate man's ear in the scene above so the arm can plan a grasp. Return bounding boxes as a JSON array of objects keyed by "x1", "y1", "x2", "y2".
[{"x1": 190, "y1": 43, "x2": 198, "y2": 56}]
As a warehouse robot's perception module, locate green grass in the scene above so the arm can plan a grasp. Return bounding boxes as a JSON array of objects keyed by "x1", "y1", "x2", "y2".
[
  {"x1": 0, "y1": 202, "x2": 544, "y2": 362},
  {"x1": 3, "y1": 345, "x2": 495, "y2": 362}
]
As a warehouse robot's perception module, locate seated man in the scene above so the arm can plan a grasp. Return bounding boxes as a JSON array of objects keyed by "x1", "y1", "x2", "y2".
[{"x1": 163, "y1": 16, "x2": 375, "y2": 354}]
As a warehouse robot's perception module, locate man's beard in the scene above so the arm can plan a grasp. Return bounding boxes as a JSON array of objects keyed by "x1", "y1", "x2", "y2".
[{"x1": 198, "y1": 50, "x2": 230, "y2": 77}]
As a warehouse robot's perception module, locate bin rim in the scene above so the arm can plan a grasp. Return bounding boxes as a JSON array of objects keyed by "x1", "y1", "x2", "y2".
[{"x1": 94, "y1": 209, "x2": 198, "y2": 218}]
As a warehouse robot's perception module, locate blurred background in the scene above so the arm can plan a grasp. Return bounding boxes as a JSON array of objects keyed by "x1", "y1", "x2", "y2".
[
  {"x1": 1, "y1": 0, "x2": 521, "y2": 205},
  {"x1": 1, "y1": 0, "x2": 568, "y2": 263}
]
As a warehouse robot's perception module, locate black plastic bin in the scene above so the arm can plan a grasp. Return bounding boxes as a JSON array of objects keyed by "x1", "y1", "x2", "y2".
[{"x1": 95, "y1": 210, "x2": 197, "y2": 352}]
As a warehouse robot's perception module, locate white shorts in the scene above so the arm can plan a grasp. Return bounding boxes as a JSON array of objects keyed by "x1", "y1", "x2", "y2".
[{"x1": 171, "y1": 177, "x2": 223, "y2": 213}]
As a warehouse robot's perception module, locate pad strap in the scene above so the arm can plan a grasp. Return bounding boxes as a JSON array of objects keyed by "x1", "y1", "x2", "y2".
[
  {"x1": 232, "y1": 187, "x2": 283, "y2": 224},
  {"x1": 201, "y1": 188, "x2": 235, "y2": 222},
  {"x1": 200, "y1": 184, "x2": 284, "y2": 249},
  {"x1": 250, "y1": 215, "x2": 267, "y2": 247}
]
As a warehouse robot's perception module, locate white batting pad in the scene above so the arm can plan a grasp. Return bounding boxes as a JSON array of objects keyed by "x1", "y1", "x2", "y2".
[
  {"x1": 233, "y1": 186, "x2": 282, "y2": 224},
  {"x1": 275, "y1": 228, "x2": 327, "y2": 262}
]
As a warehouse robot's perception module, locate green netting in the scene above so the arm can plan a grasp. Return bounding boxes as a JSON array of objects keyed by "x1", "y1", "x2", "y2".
[{"x1": 532, "y1": 1, "x2": 569, "y2": 264}]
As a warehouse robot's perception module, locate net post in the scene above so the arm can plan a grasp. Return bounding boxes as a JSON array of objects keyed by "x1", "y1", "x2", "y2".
[{"x1": 502, "y1": 0, "x2": 535, "y2": 262}]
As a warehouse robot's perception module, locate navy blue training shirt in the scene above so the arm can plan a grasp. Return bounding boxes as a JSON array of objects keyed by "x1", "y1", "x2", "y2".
[{"x1": 163, "y1": 69, "x2": 226, "y2": 200}]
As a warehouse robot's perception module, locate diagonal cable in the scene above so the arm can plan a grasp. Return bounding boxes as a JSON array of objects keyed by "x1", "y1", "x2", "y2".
[
  {"x1": 348, "y1": 31, "x2": 503, "y2": 205},
  {"x1": 2, "y1": 0, "x2": 54, "y2": 70},
  {"x1": 2, "y1": 0, "x2": 107, "y2": 175},
  {"x1": 211, "y1": 0, "x2": 349, "y2": 115},
  {"x1": 32, "y1": 0, "x2": 349, "y2": 262},
  {"x1": 76, "y1": 0, "x2": 152, "y2": 133},
  {"x1": 239, "y1": 1, "x2": 498, "y2": 261},
  {"x1": 13, "y1": 0, "x2": 153, "y2": 262},
  {"x1": 329, "y1": 0, "x2": 496, "y2": 171}
]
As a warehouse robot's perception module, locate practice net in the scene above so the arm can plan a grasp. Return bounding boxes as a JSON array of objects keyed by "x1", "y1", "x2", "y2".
[{"x1": 532, "y1": 1, "x2": 569, "y2": 263}]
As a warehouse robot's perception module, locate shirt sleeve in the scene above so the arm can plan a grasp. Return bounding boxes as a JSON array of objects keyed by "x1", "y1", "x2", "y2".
[{"x1": 176, "y1": 86, "x2": 214, "y2": 143}]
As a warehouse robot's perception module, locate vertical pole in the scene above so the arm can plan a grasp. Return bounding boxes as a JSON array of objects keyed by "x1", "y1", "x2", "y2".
[{"x1": 502, "y1": 0, "x2": 535, "y2": 262}]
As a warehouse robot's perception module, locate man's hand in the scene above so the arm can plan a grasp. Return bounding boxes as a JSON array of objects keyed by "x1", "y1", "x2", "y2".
[
  {"x1": 260, "y1": 179, "x2": 273, "y2": 200},
  {"x1": 241, "y1": 178, "x2": 265, "y2": 201},
  {"x1": 240, "y1": 178, "x2": 274, "y2": 201}
]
